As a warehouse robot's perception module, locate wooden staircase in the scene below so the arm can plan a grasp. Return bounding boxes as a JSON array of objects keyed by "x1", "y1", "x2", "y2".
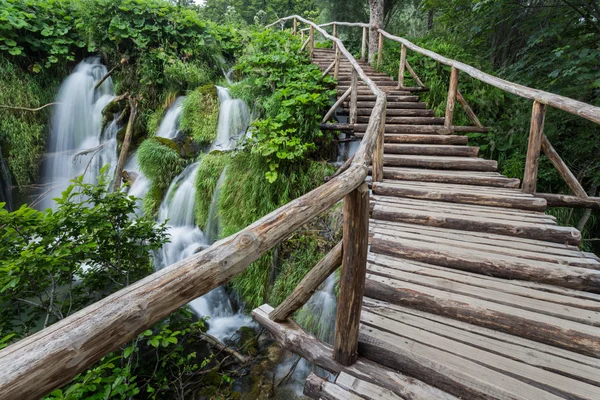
[{"x1": 308, "y1": 47, "x2": 600, "y2": 399}]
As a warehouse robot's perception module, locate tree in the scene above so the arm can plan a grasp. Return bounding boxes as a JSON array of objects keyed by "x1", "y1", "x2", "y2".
[{"x1": 368, "y1": 0, "x2": 384, "y2": 64}]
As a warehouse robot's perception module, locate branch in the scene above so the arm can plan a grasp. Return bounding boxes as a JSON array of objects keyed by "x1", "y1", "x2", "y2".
[
  {"x1": 94, "y1": 65, "x2": 119, "y2": 90},
  {"x1": 0, "y1": 103, "x2": 59, "y2": 112},
  {"x1": 199, "y1": 332, "x2": 249, "y2": 364}
]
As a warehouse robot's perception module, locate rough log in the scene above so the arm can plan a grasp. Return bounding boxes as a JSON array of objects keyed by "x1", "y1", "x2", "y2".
[
  {"x1": 0, "y1": 102, "x2": 59, "y2": 112},
  {"x1": 334, "y1": 48, "x2": 341, "y2": 79},
  {"x1": 456, "y1": 90, "x2": 483, "y2": 127},
  {"x1": 293, "y1": 17, "x2": 297, "y2": 35},
  {"x1": 371, "y1": 102, "x2": 386, "y2": 183},
  {"x1": 0, "y1": 159, "x2": 368, "y2": 400},
  {"x1": 112, "y1": 98, "x2": 137, "y2": 191},
  {"x1": 444, "y1": 67, "x2": 459, "y2": 129},
  {"x1": 334, "y1": 183, "x2": 370, "y2": 366},
  {"x1": 252, "y1": 304, "x2": 458, "y2": 400},
  {"x1": 199, "y1": 332, "x2": 249, "y2": 364},
  {"x1": 377, "y1": 32, "x2": 383, "y2": 68},
  {"x1": 309, "y1": 25, "x2": 314, "y2": 58},
  {"x1": 270, "y1": 241, "x2": 342, "y2": 321},
  {"x1": 94, "y1": 64, "x2": 119, "y2": 90},
  {"x1": 536, "y1": 193, "x2": 600, "y2": 209},
  {"x1": 322, "y1": 87, "x2": 352, "y2": 124},
  {"x1": 361, "y1": 26, "x2": 367, "y2": 62},
  {"x1": 405, "y1": 60, "x2": 425, "y2": 88},
  {"x1": 397, "y1": 44, "x2": 406, "y2": 88},
  {"x1": 522, "y1": 101, "x2": 546, "y2": 194},
  {"x1": 320, "y1": 123, "x2": 354, "y2": 131},
  {"x1": 321, "y1": 59, "x2": 337, "y2": 79},
  {"x1": 376, "y1": 28, "x2": 600, "y2": 125},
  {"x1": 304, "y1": 373, "x2": 365, "y2": 400},
  {"x1": 541, "y1": 135, "x2": 588, "y2": 198},
  {"x1": 349, "y1": 68, "x2": 358, "y2": 124}
]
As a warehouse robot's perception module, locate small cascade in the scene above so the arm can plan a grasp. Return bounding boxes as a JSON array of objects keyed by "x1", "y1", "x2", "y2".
[
  {"x1": 211, "y1": 86, "x2": 250, "y2": 151},
  {"x1": 123, "y1": 155, "x2": 151, "y2": 214},
  {"x1": 155, "y1": 97, "x2": 185, "y2": 139},
  {"x1": 40, "y1": 58, "x2": 117, "y2": 209},
  {"x1": 0, "y1": 147, "x2": 13, "y2": 211}
]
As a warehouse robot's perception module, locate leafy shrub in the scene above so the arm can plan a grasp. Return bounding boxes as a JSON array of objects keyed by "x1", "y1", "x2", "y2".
[
  {"x1": 180, "y1": 84, "x2": 219, "y2": 145},
  {"x1": 233, "y1": 29, "x2": 336, "y2": 182}
]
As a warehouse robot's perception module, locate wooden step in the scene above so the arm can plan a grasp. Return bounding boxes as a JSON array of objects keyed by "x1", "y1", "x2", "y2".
[
  {"x1": 370, "y1": 198, "x2": 581, "y2": 244},
  {"x1": 357, "y1": 108, "x2": 434, "y2": 117},
  {"x1": 374, "y1": 167, "x2": 520, "y2": 187},
  {"x1": 359, "y1": 299, "x2": 600, "y2": 399},
  {"x1": 358, "y1": 116, "x2": 445, "y2": 124},
  {"x1": 350, "y1": 95, "x2": 420, "y2": 102},
  {"x1": 339, "y1": 85, "x2": 427, "y2": 93},
  {"x1": 348, "y1": 101, "x2": 428, "y2": 109},
  {"x1": 355, "y1": 124, "x2": 451, "y2": 134},
  {"x1": 372, "y1": 181, "x2": 546, "y2": 210},
  {"x1": 382, "y1": 144, "x2": 478, "y2": 157},
  {"x1": 356, "y1": 133, "x2": 468, "y2": 145},
  {"x1": 383, "y1": 154, "x2": 497, "y2": 171}
]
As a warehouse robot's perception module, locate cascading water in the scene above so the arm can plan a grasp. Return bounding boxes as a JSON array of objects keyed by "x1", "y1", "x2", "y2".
[
  {"x1": 211, "y1": 86, "x2": 250, "y2": 151},
  {"x1": 155, "y1": 97, "x2": 185, "y2": 139},
  {"x1": 40, "y1": 58, "x2": 117, "y2": 210}
]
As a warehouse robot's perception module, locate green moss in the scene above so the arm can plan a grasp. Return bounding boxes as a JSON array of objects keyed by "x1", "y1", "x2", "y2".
[
  {"x1": 0, "y1": 57, "x2": 59, "y2": 188},
  {"x1": 137, "y1": 137, "x2": 187, "y2": 215},
  {"x1": 180, "y1": 84, "x2": 219, "y2": 145},
  {"x1": 164, "y1": 60, "x2": 212, "y2": 92},
  {"x1": 194, "y1": 152, "x2": 229, "y2": 229}
]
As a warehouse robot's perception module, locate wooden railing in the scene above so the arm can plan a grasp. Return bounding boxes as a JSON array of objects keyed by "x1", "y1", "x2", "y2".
[{"x1": 0, "y1": 16, "x2": 386, "y2": 400}]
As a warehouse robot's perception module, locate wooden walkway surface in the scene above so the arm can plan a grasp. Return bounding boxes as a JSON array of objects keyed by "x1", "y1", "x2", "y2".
[{"x1": 255, "y1": 48, "x2": 600, "y2": 399}]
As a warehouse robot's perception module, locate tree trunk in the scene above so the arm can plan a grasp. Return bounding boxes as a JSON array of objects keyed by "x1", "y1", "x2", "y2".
[
  {"x1": 368, "y1": 0, "x2": 384, "y2": 65},
  {"x1": 428, "y1": 9, "x2": 434, "y2": 31}
]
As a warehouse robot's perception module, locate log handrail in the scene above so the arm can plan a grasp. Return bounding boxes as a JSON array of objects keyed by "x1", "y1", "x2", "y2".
[{"x1": 0, "y1": 15, "x2": 387, "y2": 400}]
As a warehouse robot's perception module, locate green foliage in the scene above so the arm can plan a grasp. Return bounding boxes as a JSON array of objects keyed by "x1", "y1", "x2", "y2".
[
  {"x1": 137, "y1": 138, "x2": 187, "y2": 215},
  {"x1": 194, "y1": 152, "x2": 229, "y2": 229},
  {"x1": 180, "y1": 84, "x2": 219, "y2": 145},
  {"x1": 201, "y1": 0, "x2": 320, "y2": 26},
  {"x1": 0, "y1": 171, "x2": 168, "y2": 338},
  {"x1": 233, "y1": 29, "x2": 336, "y2": 182},
  {"x1": 0, "y1": 57, "x2": 59, "y2": 187}
]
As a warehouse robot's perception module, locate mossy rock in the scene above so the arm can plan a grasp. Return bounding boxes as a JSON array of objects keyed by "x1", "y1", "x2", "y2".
[
  {"x1": 153, "y1": 136, "x2": 180, "y2": 152},
  {"x1": 180, "y1": 84, "x2": 219, "y2": 145}
]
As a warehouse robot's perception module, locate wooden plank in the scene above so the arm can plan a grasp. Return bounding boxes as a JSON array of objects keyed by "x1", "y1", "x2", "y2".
[
  {"x1": 365, "y1": 273, "x2": 600, "y2": 356},
  {"x1": 367, "y1": 253, "x2": 600, "y2": 309},
  {"x1": 358, "y1": 108, "x2": 434, "y2": 116},
  {"x1": 378, "y1": 167, "x2": 520, "y2": 188},
  {"x1": 371, "y1": 203, "x2": 581, "y2": 244},
  {"x1": 366, "y1": 260, "x2": 600, "y2": 324},
  {"x1": 444, "y1": 67, "x2": 459, "y2": 128},
  {"x1": 372, "y1": 182, "x2": 546, "y2": 211},
  {"x1": 375, "y1": 180, "x2": 535, "y2": 198},
  {"x1": 252, "y1": 304, "x2": 457, "y2": 400},
  {"x1": 364, "y1": 298, "x2": 600, "y2": 369},
  {"x1": 371, "y1": 233, "x2": 598, "y2": 290},
  {"x1": 383, "y1": 144, "x2": 477, "y2": 157},
  {"x1": 304, "y1": 373, "x2": 366, "y2": 400},
  {"x1": 358, "y1": 324, "x2": 566, "y2": 400},
  {"x1": 360, "y1": 309, "x2": 600, "y2": 399},
  {"x1": 270, "y1": 241, "x2": 342, "y2": 321},
  {"x1": 334, "y1": 183, "x2": 369, "y2": 366},
  {"x1": 383, "y1": 154, "x2": 497, "y2": 171},
  {"x1": 359, "y1": 116, "x2": 445, "y2": 124},
  {"x1": 537, "y1": 193, "x2": 600, "y2": 210},
  {"x1": 336, "y1": 372, "x2": 404, "y2": 400},
  {"x1": 358, "y1": 134, "x2": 467, "y2": 145},
  {"x1": 397, "y1": 44, "x2": 406, "y2": 88},
  {"x1": 522, "y1": 101, "x2": 546, "y2": 194}
]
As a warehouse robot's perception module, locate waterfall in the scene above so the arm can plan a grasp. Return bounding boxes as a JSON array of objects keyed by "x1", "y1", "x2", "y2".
[
  {"x1": 40, "y1": 58, "x2": 117, "y2": 210},
  {"x1": 0, "y1": 147, "x2": 13, "y2": 211},
  {"x1": 155, "y1": 97, "x2": 185, "y2": 139},
  {"x1": 123, "y1": 155, "x2": 151, "y2": 215},
  {"x1": 211, "y1": 86, "x2": 250, "y2": 151}
]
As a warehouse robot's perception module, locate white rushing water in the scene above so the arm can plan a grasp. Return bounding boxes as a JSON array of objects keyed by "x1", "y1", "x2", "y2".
[
  {"x1": 211, "y1": 86, "x2": 250, "y2": 151},
  {"x1": 40, "y1": 58, "x2": 117, "y2": 209},
  {"x1": 155, "y1": 97, "x2": 185, "y2": 140}
]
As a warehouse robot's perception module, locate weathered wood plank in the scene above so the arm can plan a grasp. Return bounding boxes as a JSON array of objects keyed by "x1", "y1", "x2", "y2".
[
  {"x1": 383, "y1": 154, "x2": 497, "y2": 171},
  {"x1": 334, "y1": 183, "x2": 370, "y2": 365},
  {"x1": 252, "y1": 304, "x2": 457, "y2": 400},
  {"x1": 336, "y1": 372, "x2": 404, "y2": 400},
  {"x1": 444, "y1": 67, "x2": 458, "y2": 128},
  {"x1": 304, "y1": 373, "x2": 366, "y2": 400},
  {"x1": 376, "y1": 167, "x2": 520, "y2": 188},
  {"x1": 382, "y1": 144, "x2": 477, "y2": 157},
  {"x1": 536, "y1": 193, "x2": 600, "y2": 209},
  {"x1": 522, "y1": 101, "x2": 546, "y2": 194}
]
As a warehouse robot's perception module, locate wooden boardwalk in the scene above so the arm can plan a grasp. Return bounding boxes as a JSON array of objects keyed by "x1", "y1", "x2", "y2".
[{"x1": 255, "y1": 47, "x2": 600, "y2": 399}]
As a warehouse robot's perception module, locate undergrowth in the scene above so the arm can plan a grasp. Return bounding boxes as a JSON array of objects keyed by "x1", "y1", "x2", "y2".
[
  {"x1": 180, "y1": 84, "x2": 219, "y2": 145},
  {"x1": 194, "y1": 151, "x2": 229, "y2": 229}
]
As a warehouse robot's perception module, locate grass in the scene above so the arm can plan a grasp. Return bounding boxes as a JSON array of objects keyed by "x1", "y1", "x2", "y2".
[
  {"x1": 194, "y1": 151, "x2": 229, "y2": 229},
  {"x1": 180, "y1": 84, "x2": 219, "y2": 145}
]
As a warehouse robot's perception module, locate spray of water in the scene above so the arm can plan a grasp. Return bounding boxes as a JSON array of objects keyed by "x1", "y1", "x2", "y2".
[
  {"x1": 155, "y1": 97, "x2": 185, "y2": 139},
  {"x1": 211, "y1": 86, "x2": 250, "y2": 151}
]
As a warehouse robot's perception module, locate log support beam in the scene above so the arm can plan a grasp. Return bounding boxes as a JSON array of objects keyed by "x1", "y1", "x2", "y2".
[
  {"x1": 541, "y1": 135, "x2": 587, "y2": 198},
  {"x1": 522, "y1": 101, "x2": 547, "y2": 194},
  {"x1": 377, "y1": 32, "x2": 383, "y2": 68},
  {"x1": 444, "y1": 67, "x2": 459, "y2": 129},
  {"x1": 293, "y1": 17, "x2": 297, "y2": 35},
  {"x1": 334, "y1": 183, "x2": 370, "y2": 366},
  {"x1": 309, "y1": 25, "x2": 314, "y2": 58},
  {"x1": 361, "y1": 26, "x2": 368, "y2": 62},
  {"x1": 397, "y1": 44, "x2": 406, "y2": 89},
  {"x1": 349, "y1": 68, "x2": 358, "y2": 124}
]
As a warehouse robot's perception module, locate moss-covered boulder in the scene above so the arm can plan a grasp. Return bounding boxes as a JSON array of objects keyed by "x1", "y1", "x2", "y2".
[{"x1": 180, "y1": 84, "x2": 219, "y2": 145}]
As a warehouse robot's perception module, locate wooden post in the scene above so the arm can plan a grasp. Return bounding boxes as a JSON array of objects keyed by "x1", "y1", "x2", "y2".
[
  {"x1": 333, "y1": 23, "x2": 337, "y2": 50},
  {"x1": 349, "y1": 67, "x2": 358, "y2": 124},
  {"x1": 397, "y1": 44, "x2": 406, "y2": 88},
  {"x1": 293, "y1": 17, "x2": 297, "y2": 35},
  {"x1": 522, "y1": 101, "x2": 547, "y2": 194},
  {"x1": 444, "y1": 66, "x2": 459, "y2": 129},
  {"x1": 309, "y1": 25, "x2": 314, "y2": 58},
  {"x1": 301, "y1": 29, "x2": 304, "y2": 41},
  {"x1": 377, "y1": 32, "x2": 383, "y2": 68},
  {"x1": 334, "y1": 48, "x2": 341, "y2": 80},
  {"x1": 334, "y1": 182, "x2": 370, "y2": 366},
  {"x1": 361, "y1": 26, "x2": 367, "y2": 62},
  {"x1": 541, "y1": 135, "x2": 586, "y2": 197},
  {"x1": 372, "y1": 99, "x2": 387, "y2": 183}
]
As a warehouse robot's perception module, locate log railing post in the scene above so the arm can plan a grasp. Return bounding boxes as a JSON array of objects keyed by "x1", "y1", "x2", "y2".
[
  {"x1": 444, "y1": 66, "x2": 459, "y2": 129},
  {"x1": 349, "y1": 67, "x2": 358, "y2": 124},
  {"x1": 397, "y1": 44, "x2": 406, "y2": 88},
  {"x1": 361, "y1": 26, "x2": 367, "y2": 62},
  {"x1": 309, "y1": 25, "x2": 314, "y2": 58},
  {"x1": 334, "y1": 48, "x2": 341, "y2": 80},
  {"x1": 377, "y1": 32, "x2": 383, "y2": 68},
  {"x1": 372, "y1": 98, "x2": 387, "y2": 183},
  {"x1": 301, "y1": 29, "x2": 304, "y2": 41},
  {"x1": 522, "y1": 101, "x2": 547, "y2": 194},
  {"x1": 333, "y1": 182, "x2": 370, "y2": 366},
  {"x1": 333, "y1": 23, "x2": 337, "y2": 50},
  {"x1": 293, "y1": 17, "x2": 297, "y2": 35}
]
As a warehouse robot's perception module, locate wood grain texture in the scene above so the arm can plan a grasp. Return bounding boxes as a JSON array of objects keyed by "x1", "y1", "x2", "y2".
[
  {"x1": 536, "y1": 192, "x2": 600, "y2": 209},
  {"x1": 444, "y1": 67, "x2": 459, "y2": 128},
  {"x1": 397, "y1": 44, "x2": 406, "y2": 88},
  {"x1": 522, "y1": 101, "x2": 546, "y2": 193},
  {"x1": 304, "y1": 373, "x2": 366, "y2": 400}
]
